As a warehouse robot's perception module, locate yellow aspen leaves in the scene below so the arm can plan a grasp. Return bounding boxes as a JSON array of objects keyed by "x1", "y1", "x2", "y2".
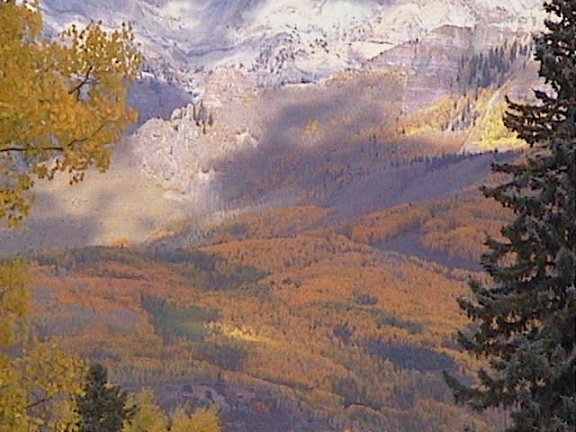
[
  {"x1": 0, "y1": 259, "x2": 29, "y2": 350},
  {"x1": 170, "y1": 407, "x2": 223, "y2": 432},
  {"x1": 0, "y1": 260, "x2": 86, "y2": 431},
  {"x1": 0, "y1": 0, "x2": 142, "y2": 224},
  {"x1": 123, "y1": 389, "x2": 169, "y2": 432}
]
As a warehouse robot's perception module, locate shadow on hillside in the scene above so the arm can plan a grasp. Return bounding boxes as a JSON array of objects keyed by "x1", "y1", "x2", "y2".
[
  {"x1": 377, "y1": 230, "x2": 482, "y2": 272},
  {"x1": 212, "y1": 74, "x2": 404, "y2": 205},
  {"x1": 129, "y1": 78, "x2": 193, "y2": 124},
  {"x1": 212, "y1": 76, "x2": 517, "y2": 221}
]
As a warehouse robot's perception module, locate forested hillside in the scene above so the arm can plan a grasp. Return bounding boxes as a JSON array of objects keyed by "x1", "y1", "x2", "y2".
[{"x1": 25, "y1": 167, "x2": 517, "y2": 430}]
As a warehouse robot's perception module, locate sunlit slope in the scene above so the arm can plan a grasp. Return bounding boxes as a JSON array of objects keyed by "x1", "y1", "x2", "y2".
[{"x1": 0, "y1": 147, "x2": 190, "y2": 255}]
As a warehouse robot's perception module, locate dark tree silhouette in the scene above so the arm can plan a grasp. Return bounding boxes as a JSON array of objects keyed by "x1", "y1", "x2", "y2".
[
  {"x1": 445, "y1": 1, "x2": 576, "y2": 431},
  {"x1": 75, "y1": 363, "x2": 136, "y2": 432}
]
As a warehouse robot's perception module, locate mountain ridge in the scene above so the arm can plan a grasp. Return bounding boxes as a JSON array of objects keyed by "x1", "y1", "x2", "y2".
[{"x1": 43, "y1": 0, "x2": 545, "y2": 88}]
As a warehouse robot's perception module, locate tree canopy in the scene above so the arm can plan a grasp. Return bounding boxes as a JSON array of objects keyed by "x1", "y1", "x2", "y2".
[
  {"x1": 0, "y1": 260, "x2": 86, "y2": 432},
  {"x1": 0, "y1": 0, "x2": 142, "y2": 223},
  {"x1": 75, "y1": 363, "x2": 136, "y2": 432},
  {"x1": 445, "y1": 1, "x2": 576, "y2": 431},
  {"x1": 0, "y1": 1, "x2": 142, "y2": 429}
]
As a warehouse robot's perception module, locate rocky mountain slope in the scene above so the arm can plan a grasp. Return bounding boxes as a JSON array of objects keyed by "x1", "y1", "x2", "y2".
[
  {"x1": 1, "y1": 1, "x2": 546, "y2": 252},
  {"x1": 43, "y1": 0, "x2": 544, "y2": 87}
]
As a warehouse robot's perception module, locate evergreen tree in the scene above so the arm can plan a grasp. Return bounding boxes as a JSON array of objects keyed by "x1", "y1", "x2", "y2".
[
  {"x1": 444, "y1": 1, "x2": 576, "y2": 431},
  {"x1": 75, "y1": 363, "x2": 137, "y2": 432}
]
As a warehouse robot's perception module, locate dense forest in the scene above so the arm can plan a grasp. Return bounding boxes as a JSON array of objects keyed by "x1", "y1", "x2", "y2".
[{"x1": 25, "y1": 193, "x2": 509, "y2": 431}]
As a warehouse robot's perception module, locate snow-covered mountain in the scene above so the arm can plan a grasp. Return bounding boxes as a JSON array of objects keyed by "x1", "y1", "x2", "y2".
[{"x1": 43, "y1": 0, "x2": 545, "y2": 88}]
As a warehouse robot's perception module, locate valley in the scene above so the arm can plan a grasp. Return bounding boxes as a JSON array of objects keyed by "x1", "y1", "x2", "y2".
[{"x1": 29, "y1": 186, "x2": 512, "y2": 431}]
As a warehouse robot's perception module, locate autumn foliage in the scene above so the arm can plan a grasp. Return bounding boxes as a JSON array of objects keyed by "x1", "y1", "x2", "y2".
[
  {"x1": 0, "y1": 1, "x2": 141, "y2": 223},
  {"x1": 23, "y1": 189, "x2": 511, "y2": 431}
]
